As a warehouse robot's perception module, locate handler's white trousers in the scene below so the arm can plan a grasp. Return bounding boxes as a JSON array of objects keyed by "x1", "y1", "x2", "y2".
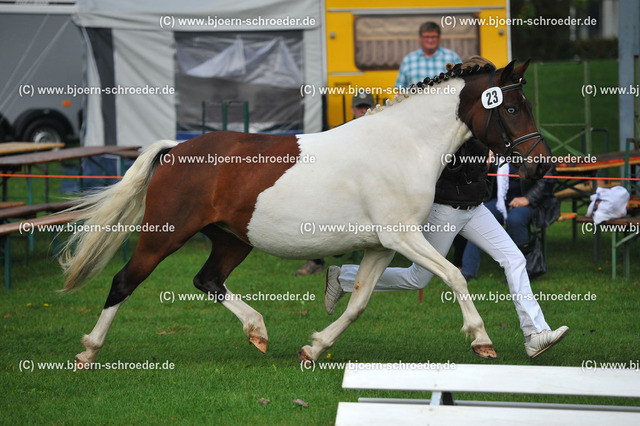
[{"x1": 339, "y1": 203, "x2": 549, "y2": 337}]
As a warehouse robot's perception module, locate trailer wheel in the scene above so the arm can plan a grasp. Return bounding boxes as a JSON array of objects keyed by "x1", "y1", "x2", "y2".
[
  {"x1": 0, "y1": 116, "x2": 11, "y2": 142},
  {"x1": 22, "y1": 117, "x2": 65, "y2": 142}
]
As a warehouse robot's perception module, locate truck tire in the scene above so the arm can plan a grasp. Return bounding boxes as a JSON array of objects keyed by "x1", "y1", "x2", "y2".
[
  {"x1": 21, "y1": 117, "x2": 66, "y2": 142},
  {"x1": 0, "y1": 116, "x2": 11, "y2": 142}
]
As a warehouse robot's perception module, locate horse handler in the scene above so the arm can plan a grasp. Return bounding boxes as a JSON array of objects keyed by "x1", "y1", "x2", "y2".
[{"x1": 324, "y1": 138, "x2": 568, "y2": 359}]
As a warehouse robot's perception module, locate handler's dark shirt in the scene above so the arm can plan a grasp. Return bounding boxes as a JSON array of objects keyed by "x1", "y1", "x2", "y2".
[{"x1": 434, "y1": 138, "x2": 489, "y2": 208}]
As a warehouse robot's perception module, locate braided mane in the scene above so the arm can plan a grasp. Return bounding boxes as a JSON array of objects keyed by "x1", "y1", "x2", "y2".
[{"x1": 365, "y1": 61, "x2": 497, "y2": 116}]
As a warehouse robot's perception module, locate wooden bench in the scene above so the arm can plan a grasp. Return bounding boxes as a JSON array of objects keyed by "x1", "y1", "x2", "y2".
[
  {"x1": 575, "y1": 216, "x2": 640, "y2": 279},
  {"x1": 558, "y1": 212, "x2": 578, "y2": 221},
  {"x1": 1, "y1": 200, "x2": 79, "y2": 254},
  {"x1": 336, "y1": 363, "x2": 640, "y2": 425},
  {"x1": 628, "y1": 195, "x2": 640, "y2": 213},
  {"x1": 554, "y1": 183, "x2": 595, "y2": 243},
  {"x1": 554, "y1": 182, "x2": 595, "y2": 200},
  {"x1": 1, "y1": 205, "x2": 81, "y2": 289},
  {"x1": 0, "y1": 201, "x2": 78, "y2": 221},
  {"x1": 0, "y1": 201, "x2": 26, "y2": 209}
]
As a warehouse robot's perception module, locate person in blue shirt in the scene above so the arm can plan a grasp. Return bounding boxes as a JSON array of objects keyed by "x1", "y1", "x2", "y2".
[{"x1": 395, "y1": 21, "x2": 462, "y2": 89}]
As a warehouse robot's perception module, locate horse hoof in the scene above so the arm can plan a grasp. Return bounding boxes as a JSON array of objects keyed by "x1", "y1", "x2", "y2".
[
  {"x1": 472, "y1": 344, "x2": 497, "y2": 360},
  {"x1": 74, "y1": 355, "x2": 91, "y2": 369},
  {"x1": 298, "y1": 346, "x2": 313, "y2": 363},
  {"x1": 249, "y1": 335, "x2": 268, "y2": 354}
]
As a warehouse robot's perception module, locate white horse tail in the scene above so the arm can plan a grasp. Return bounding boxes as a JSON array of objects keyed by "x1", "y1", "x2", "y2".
[{"x1": 59, "y1": 140, "x2": 178, "y2": 293}]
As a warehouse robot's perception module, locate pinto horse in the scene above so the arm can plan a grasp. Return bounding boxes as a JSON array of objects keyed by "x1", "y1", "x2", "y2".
[{"x1": 61, "y1": 59, "x2": 549, "y2": 365}]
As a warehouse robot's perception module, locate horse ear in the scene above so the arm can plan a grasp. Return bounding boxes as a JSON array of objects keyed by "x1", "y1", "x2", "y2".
[
  {"x1": 499, "y1": 60, "x2": 517, "y2": 86},
  {"x1": 514, "y1": 59, "x2": 531, "y2": 77}
]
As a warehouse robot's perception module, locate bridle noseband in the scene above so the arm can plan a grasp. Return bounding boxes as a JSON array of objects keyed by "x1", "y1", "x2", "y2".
[{"x1": 483, "y1": 69, "x2": 545, "y2": 160}]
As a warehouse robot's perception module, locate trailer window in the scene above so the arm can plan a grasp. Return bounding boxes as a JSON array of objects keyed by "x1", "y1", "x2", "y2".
[{"x1": 354, "y1": 15, "x2": 479, "y2": 70}]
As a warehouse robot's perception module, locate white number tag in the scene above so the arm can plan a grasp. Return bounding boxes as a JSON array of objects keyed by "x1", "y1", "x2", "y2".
[{"x1": 481, "y1": 87, "x2": 503, "y2": 109}]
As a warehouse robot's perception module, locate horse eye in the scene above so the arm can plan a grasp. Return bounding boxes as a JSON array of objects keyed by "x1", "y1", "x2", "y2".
[{"x1": 506, "y1": 107, "x2": 517, "y2": 114}]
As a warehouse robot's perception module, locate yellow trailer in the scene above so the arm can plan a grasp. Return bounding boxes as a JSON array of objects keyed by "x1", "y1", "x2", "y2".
[{"x1": 325, "y1": 0, "x2": 510, "y2": 128}]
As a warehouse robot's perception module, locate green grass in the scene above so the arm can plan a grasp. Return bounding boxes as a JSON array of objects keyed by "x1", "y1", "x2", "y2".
[
  {"x1": 2, "y1": 59, "x2": 639, "y2": 424},
  {"x1": 2, "y1": 216, "x2": 640, "y2": 424}
]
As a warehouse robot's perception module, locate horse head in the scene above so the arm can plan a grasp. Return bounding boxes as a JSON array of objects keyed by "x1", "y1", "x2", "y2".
[{"x1": 457, "y1": 58, "x2": 550, "y2": 180}]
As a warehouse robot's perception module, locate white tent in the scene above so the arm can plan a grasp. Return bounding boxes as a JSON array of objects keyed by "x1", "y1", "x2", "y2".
[{"x1": 73, "y1": 0, "x2": 325, "y2": 148}]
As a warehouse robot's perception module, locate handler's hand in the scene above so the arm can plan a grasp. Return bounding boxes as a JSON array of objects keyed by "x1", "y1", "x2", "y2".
[{"x1": 509, "y1": 197, "x2": 530, "y2": 208}]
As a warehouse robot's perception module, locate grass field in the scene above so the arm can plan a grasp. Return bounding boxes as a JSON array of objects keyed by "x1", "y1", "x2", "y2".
[
  {"x1": 2, "y1": 218, "x2": 639, "y2": 424},
  {"x1": 2, "y1": 59, "x2": 639, "y2": 424},
  {"x1": 2, "y1": 215, "x2": 639, "y2": 424}
]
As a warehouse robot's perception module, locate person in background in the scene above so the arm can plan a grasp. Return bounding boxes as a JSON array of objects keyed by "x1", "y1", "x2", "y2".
[
  {"x1": 293, "y1": 91, "x2": 375, "y2": 276},
  {"x1": 398, "y1": 19, "x2": 467, "y2": 269},
  {"x1": 395, "y1": 21, "x2": 461, "y2": 89},
  {"x1": 350, "y1": 91, "x2": 376, "y2": 120}
]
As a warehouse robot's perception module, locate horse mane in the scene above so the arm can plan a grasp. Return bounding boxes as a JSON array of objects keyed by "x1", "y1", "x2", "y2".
[{"x1": 365, "y1": 58, "x2": 501, "y2": 116}]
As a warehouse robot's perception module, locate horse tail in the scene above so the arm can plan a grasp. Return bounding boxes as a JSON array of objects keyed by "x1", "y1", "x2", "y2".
[{"x1": 59, "y1": 140, "x2": 178, "y2": 293}]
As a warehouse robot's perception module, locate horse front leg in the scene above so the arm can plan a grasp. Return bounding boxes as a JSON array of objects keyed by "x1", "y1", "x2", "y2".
[
  {"x1": 381, "y1": 231, "x2": 496, "y2": 359},
  {"x1": 218, "y1": 287, "x2": 269, "y2": 353},
  {"x1": 299, "y1": 248, "x2": 395, "y2": 362}
]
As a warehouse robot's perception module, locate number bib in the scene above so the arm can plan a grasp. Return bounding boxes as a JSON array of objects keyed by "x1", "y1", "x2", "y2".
[{"x1": 481, "y1": 87, "x2": 503, "y2": 109}]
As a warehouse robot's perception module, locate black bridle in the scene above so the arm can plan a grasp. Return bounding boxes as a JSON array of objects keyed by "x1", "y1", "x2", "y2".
[{"x1": 483, "y1": 69, "x2": 545, "y2": 160}]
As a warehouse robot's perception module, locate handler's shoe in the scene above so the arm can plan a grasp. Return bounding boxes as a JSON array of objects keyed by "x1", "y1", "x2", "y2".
[
  {"x1": 525, "y1": 326, "x2": 569, "y2": 358},
  {"x1": 294, "y1": 260, "x2": 323, "y2": 276},
  {"x1": 325, "y1": 266, "x2": 345, "y2": 315}
]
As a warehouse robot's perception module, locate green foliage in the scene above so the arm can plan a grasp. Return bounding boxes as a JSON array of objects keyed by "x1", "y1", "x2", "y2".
[
  {"x1": 511, "y1": 0, "x2": 573, "y2": 61},
  {"x1": 571, "y1": 38, "x2": 619, "y2": 60},
  {"x1": 523, "y1": 59, "x2": 619, "y2": 159},
  {"x1": 511, "y1": 0, "x2": 614, "y2": 61}
]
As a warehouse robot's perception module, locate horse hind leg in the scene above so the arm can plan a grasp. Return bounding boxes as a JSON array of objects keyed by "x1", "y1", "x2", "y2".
[
  {"x1": 75, "y1": 277, "x2": 125, "y2": 366},
  {"x1": 194, "y1": 226, "x2": 268, "y2": 353},
  {"x1": 75, "y1": 224, "x2": 198, "y2": 366},
  {"x1": 75, "y1": 249, "x2": 164, "y2": 365}
]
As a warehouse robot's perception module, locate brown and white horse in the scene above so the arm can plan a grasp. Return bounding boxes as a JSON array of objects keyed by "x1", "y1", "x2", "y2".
[{"x1": 61, "y1": 59, "x2": 549, "y2": 365}]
